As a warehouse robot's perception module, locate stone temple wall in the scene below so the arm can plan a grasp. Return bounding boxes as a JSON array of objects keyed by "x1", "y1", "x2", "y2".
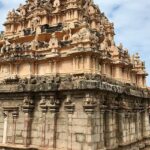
[
  {"x1": 0, "y1": 77, "x2": 149, "y2": 150},
  {"x1": 0, "y1": 0, "x2": 149, "y2": 149}
]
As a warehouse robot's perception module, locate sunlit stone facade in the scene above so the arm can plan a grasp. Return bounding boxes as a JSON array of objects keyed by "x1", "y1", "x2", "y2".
[{"x1": 0, "y1": 0, "x2": 149, "y2": 150}]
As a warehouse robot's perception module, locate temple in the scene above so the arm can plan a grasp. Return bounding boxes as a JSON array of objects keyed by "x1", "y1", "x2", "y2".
[{"x1": 0, "y1": 0, "x2": 149, "y2": 150}]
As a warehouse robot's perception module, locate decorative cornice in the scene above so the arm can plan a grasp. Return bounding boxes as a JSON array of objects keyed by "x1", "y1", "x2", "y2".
[{"x1": 0, "y1": 74, "x2": 148, "y2": 98}]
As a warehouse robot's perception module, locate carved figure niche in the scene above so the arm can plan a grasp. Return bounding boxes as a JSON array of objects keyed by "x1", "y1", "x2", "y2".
[
  {"x1": 49, "y1": 34, "x2": 59, "y2": 53},
  {"x1": 53, "y1": 0, "x2": 60, "y2": 12},
  {"x1": 31, "y1": 16, "x2": 41, "y2": 33}
]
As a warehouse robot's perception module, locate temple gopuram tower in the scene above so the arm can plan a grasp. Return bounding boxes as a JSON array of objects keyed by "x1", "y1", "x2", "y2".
[{"x1": 0, "y1": 0, "x2": 150, "y2": 150}]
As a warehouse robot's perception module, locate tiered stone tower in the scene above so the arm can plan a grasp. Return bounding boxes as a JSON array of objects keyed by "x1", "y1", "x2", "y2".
[{"x1": 0, "y1": 0, "x2": 149, "y2": 150}]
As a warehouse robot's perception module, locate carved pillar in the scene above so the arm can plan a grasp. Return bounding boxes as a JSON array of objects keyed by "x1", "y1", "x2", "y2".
[
  {"x1": 104, "y1": 109, "x2": 111, "y2": 148},
  {"x1": 29, "y1": 63, "x2": 34, "y2": 77},
  {"x1": 92, "y1": 57, "x2": 95, "y2": 73},
  {"x1": 48, "y1": 95, "x2": 60, "y2": 148},
  {"x1": 118, "y1": 109, "x2": 126, "y2": 146},
  {"x1": 34, "y1": 63, "x2": 38, "y2": 75},
  {"x1": 76, "y1": 56, "x2": 79, "y2": 71},
  {"x1": 142, "y1": 105, "x2": 150, "y2": 138},
  {"x1": 74, "y1": 10, "x2": 78, "y2": 20},
  {"x1": 64, "y1": 94, "x2": 75, "y2": 150},
  {"x1": 95, "y1": 58, "x2": 99, "y2": 73},
  {"x1": 104, "y1": 106, "x2": 117, "y2": 149},
  {"x1": 73, "y1": 57, "x2": 76, "y2": 72},
  {"x1": 22, "y1": 96, "x2": 34, "y2": 147},
  {"x1": 135, "y1": 111, "x2": 141, "y2": 140},
  {"x1": 102, "y1": 63, "x2": 106, "y2": 76},
  {"x1": 83, "y1": 94, "x2": 98, "y2": 149},
  {"x1": 103, "y1": 95, "x2": 118, "y2": 149},
  {"x1": 126, "y1": 111, "x2": 131, "y2": 144},
  {"x1": 129, "y1": 111, "x2": 136, "y2": 143},
  {"x1": 9, "y1": 63, "x2": 13, "y2": 76},
  {"x1": 40, "y1": 96, "x2": 48, "y2": 147},
  {"x1": 53, "y1": 61, "x2": 57, "y2": 74},
  {"x1": 14, "y1": 63, "x2": 19, "y2": 75},
  {"x1": 2, "y1": 112, "x2": 8, "y2": 144},
  {"x1": 12, "y1": 110, "x2": 19, "y2": 144},
  {"x1": 2, "y1": 107, "x2": 19, "y2": 144},
  {"x1": 81, "y1": 56, "x2": 84, "y2": 70},
  {"x1": 115, "y1": 66, "x2": 122, "y2": 80},
  {"x1": 99, "y1": 103, "x2": 107, "y2": 150},
  {"x1": 49, "y1": 61, "x2": 52, "y2": 74},
  {"x1": 79, "y1": 56, "x2": 81, "y2": 70},
  {"x1": 85, "y1": 55, "x2": 91, "y2": 73}
]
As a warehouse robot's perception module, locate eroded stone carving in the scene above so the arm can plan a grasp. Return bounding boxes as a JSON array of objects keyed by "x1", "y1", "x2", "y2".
[
  {"x1": 64, "y1": 94, "x2": 75, "y2": 113},
  {"x1": 0, "y1": 0, "x2": 149, "y2": 149}
]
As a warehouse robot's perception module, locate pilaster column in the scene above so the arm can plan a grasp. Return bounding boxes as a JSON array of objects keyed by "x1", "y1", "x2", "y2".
[
  {"x1": 99, "y1": 104, "x2": 107, "y2": 150},
  {"x1": 34, "y1": 63, "x2": 38, "y2": 75},
  {"x1": 118, "y1": 109, "x2": 126, "y2": 145},
  {"x1": 12, "y1": 110, "x2": 19, "y2": 144},
  {"x1": 83, "y1": 94, "x2": 97, "y2": 149},
  {"x1": 9, "y1": 63, "x2": 13, "y2": 76},
  {"x1": 85, "y1": 55, "x2": 91, "y2": 73},
  {"x1": 104, "y1": 110, "x2": 112, "y2": 148},
  {"x1": 53, "y1": 61, "x2": 57, "y2": 74},
  {"x1": 92, "y1": 57, "x2": 95, "y2": 73},
  {"x1": 124, "y1": 112, "x2": 130, "y2": 144},
  {"x1": 48, "y1": 95, "x2": 60, "y2": 148},
  {"x1": 76, "y1": 56, "x2": 79, "y2": 71},
  {"x1": 40, "y1": 96, "x2": 48, "y2": 147},
  {"x1": 102, "y1": 63, "x2": 106, "y2": 76},
  {"x1": 95, "y1": 58, "x2": 99, "y2": 73},
  {"x1": 49, "y1": 61, "x2": 52, "y2": 74},
  {"x1": 129, "y1": 112, "x2": 136, "y2": 143},
  {"x1": 142, "y1": 107, "x2": 150, "y2": 138},
  {"x1": 14, "y1": 63, "x2": 19, "y2": 75},
  {"x1": 29, "y1": 63, "x2": 34, "y2": 77},
  {"x1": 73, "y1": 57, "x2": 76, "y2": 72},
  {"x1": 135, "y1": 111, "x2": 141, "y2": 140},
  {"x1": 115, "y1": 66, "x2": 122, "y2": 80},
  {"x1": 64, "y1": 94, "x2": 75, "y2": 150},
  {"x1": 81, "y1": 56, "x2": 84, "y2": 70},
  {"x1": 2, "y1": 107, "x2": 19, "y2": 144},
  {"x1": 104, "y1": 107, "x2": 117, "y2": 149},
  {"x1": 22, "y1": 96, "x2": 34, "y2": 147},
  {"x1": 2, "y1": 112, "x2": 8, "y2": 144}
]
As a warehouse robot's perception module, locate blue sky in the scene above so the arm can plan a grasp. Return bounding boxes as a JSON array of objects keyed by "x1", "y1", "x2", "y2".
[{"x1": 0, "y1": 0, "x2": 150, "y2": 85}]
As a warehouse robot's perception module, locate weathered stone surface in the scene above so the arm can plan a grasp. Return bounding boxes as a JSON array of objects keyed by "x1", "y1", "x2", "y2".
[{"x1": 0, "y1": 0, "x2": 149, "y2": 150}]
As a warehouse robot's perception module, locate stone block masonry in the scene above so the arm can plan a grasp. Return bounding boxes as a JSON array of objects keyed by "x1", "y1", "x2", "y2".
[
  {"x1": 0, "y1": 77, "x2": 149, "y2": 150},
  {"x1": 0, "y1": 0, "x2": 149, "y2": 149}
]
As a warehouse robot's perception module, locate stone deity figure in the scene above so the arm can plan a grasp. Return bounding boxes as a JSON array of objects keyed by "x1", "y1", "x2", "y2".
[
  {"x1": 49, "y1": 34, "x2": 59, "y2": 53},
  {"x1": 53, "y1": 0, "x2": 60, "y2": 12},
  {"x1": 31, "y1": 16, "x2": 41, "y2": 32}
]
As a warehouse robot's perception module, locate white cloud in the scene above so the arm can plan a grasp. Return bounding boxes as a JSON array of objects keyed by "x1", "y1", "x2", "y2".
[{"x1": 0, "y1": 0, "x2": 150, "y2": 85}]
